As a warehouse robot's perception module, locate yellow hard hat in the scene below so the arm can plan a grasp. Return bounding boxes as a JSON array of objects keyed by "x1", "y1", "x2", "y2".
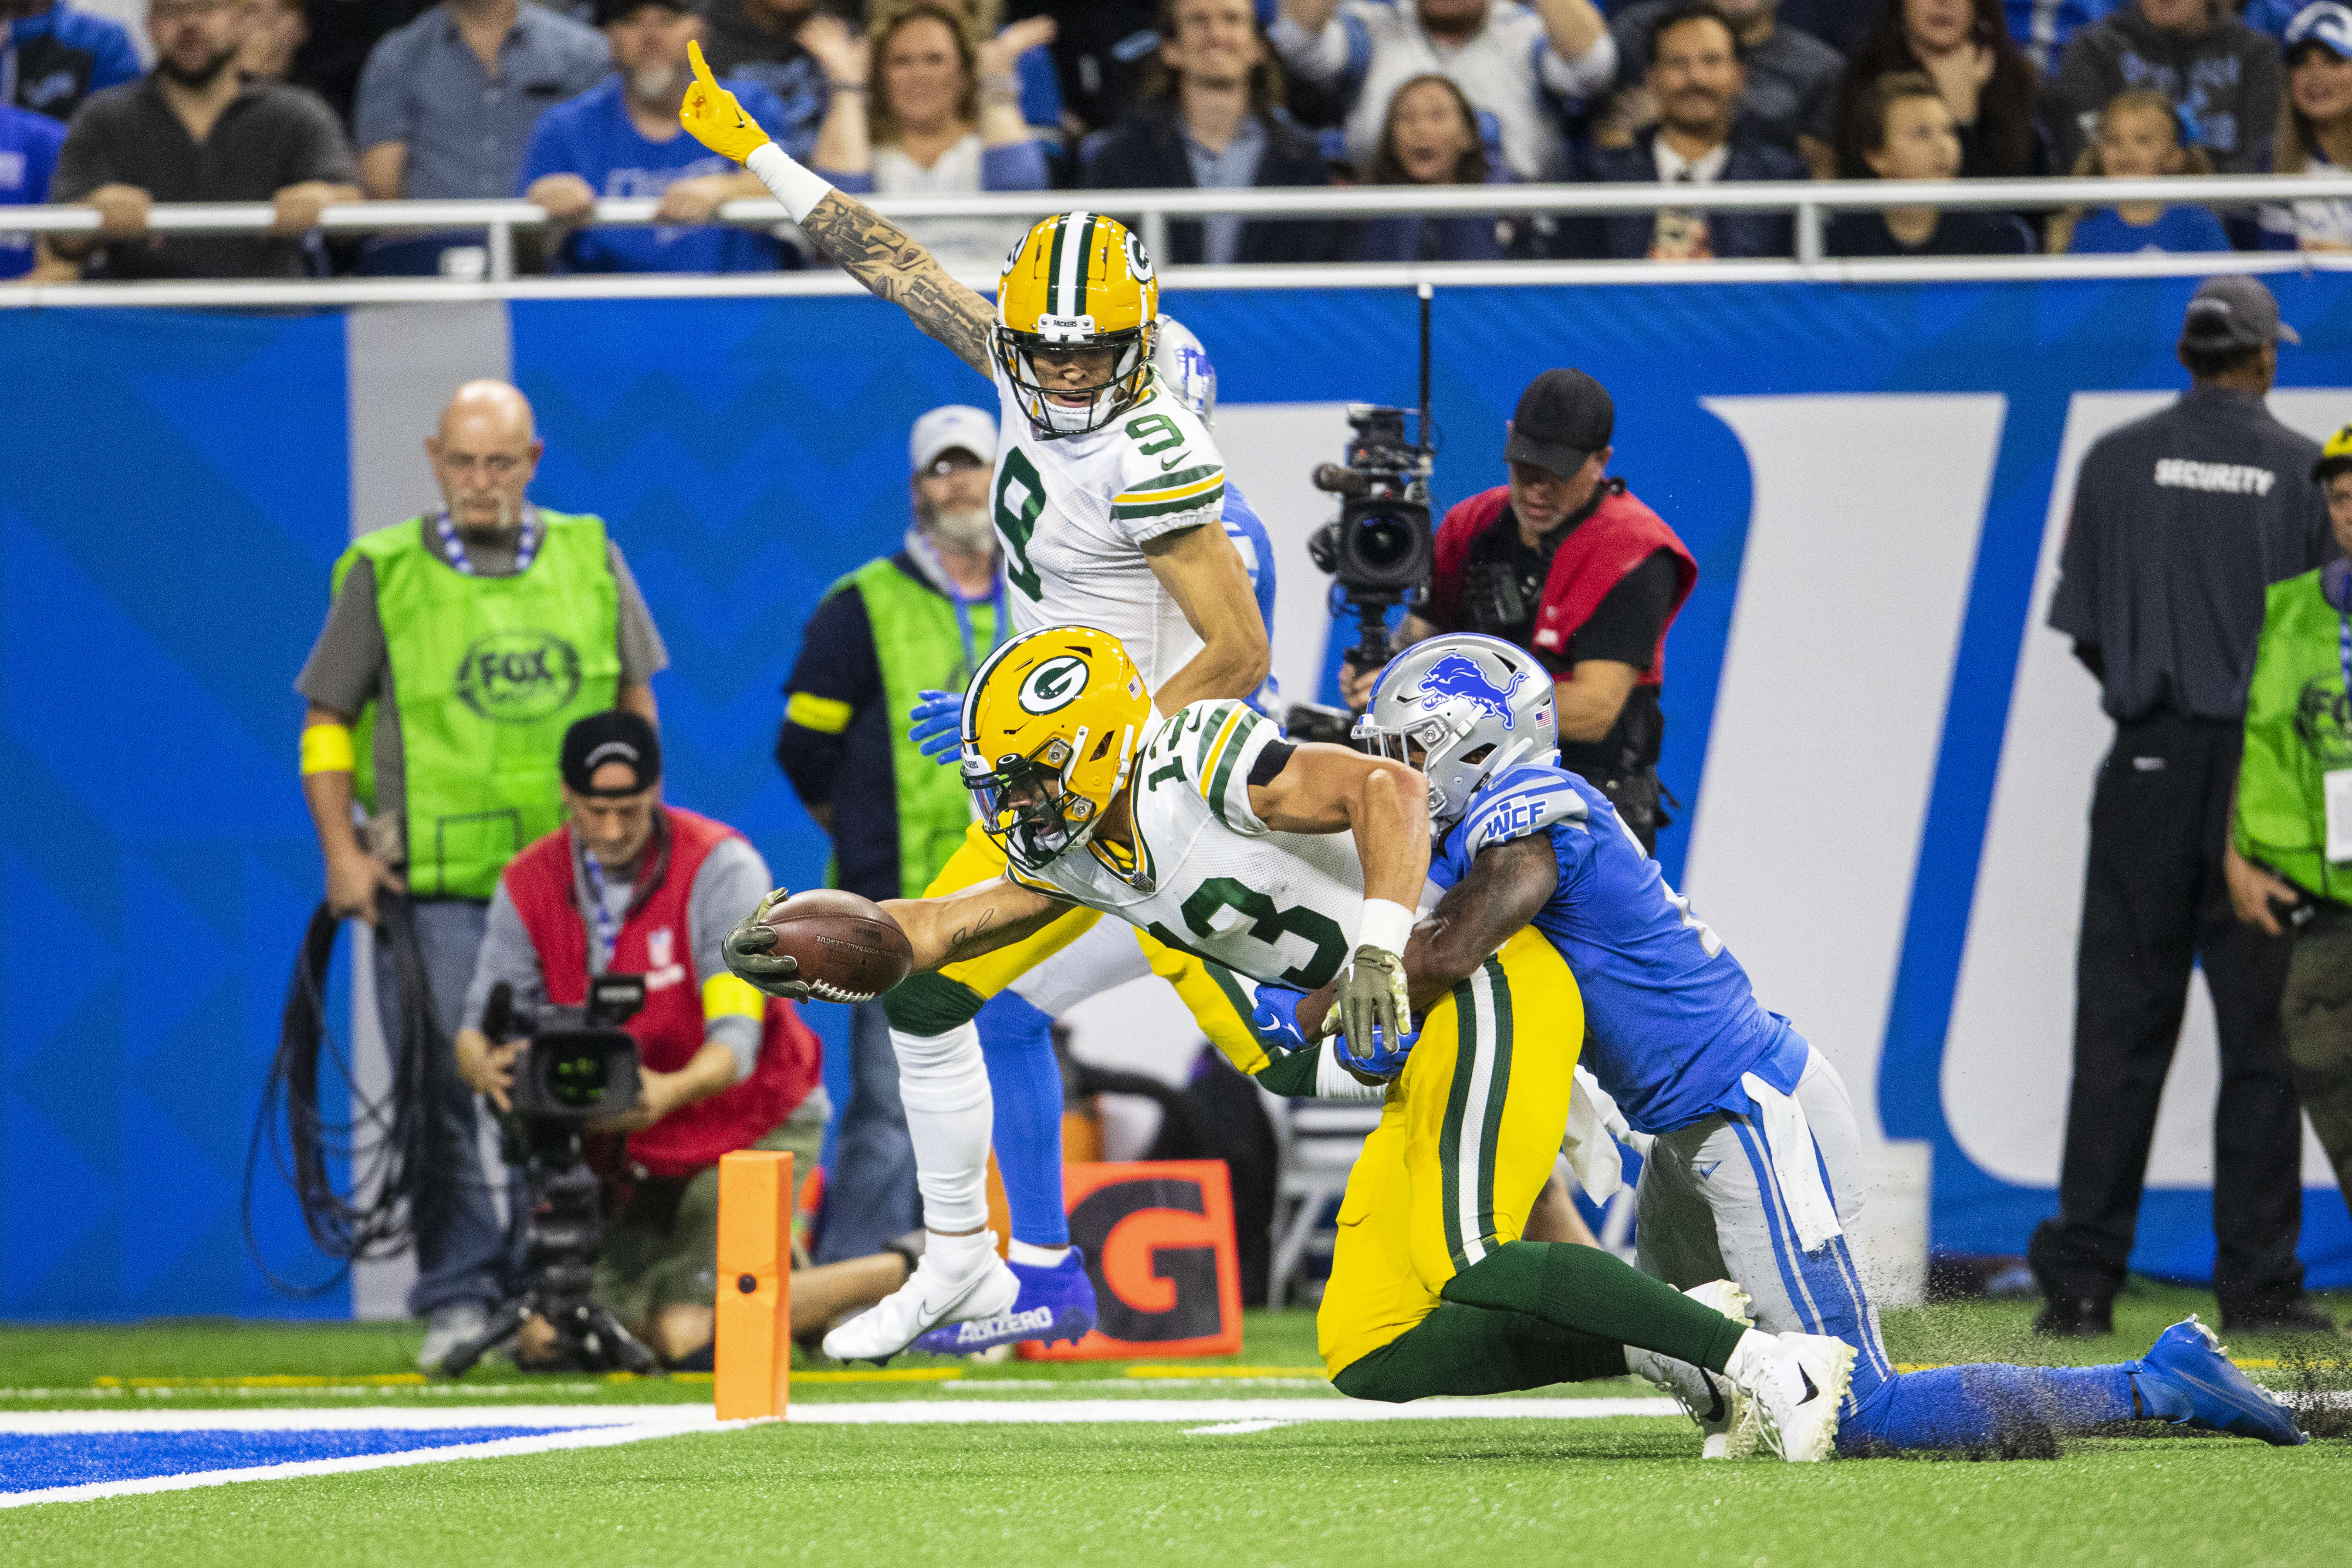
[
  {"x1": 2315, "y1": 422, "x2": 2352, "y2": 482},
  {"x1": 961, "y1": 625, "x2": 1152, "y2": 874},
  {"x1": 995, "y1": 213, "x2": 1158, "y2": 438}
]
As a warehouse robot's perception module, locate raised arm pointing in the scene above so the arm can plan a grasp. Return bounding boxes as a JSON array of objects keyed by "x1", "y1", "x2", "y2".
[{"x1": 678, "y1": 40, "x2": 994, "y2": 375}]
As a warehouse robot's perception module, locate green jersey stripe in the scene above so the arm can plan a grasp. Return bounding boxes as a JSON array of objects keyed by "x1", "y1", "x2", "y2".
[
  {"x1": 1112, "y1": 486, "x2": 1227, "y2": 521},
  {"x1": 1121, "y1": 464, "x2": 1224, "y2": 494},
  {"x1": 1206, "y1": 710, "x2": 1261, "y2": 826},
  {"x1": 1474, "y1": 955, "x2": 1512, "y2": 1250},
  {"x1": 1439, "y1": 972, "x2": 1479, "y2": 1268}
]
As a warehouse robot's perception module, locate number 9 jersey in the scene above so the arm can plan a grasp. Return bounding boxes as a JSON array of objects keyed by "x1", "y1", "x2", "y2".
[{"x1": 988, "y1": 363, "x2": 1228, "y2": 696}]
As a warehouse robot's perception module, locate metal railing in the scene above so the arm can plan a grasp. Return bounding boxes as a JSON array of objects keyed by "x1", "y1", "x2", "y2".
[{"x1": 6, "y1": 172, "x2": 2349, "y2": 305}]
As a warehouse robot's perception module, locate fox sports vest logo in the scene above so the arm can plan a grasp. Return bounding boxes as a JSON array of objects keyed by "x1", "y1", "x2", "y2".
[
  {"x1": 455, "y1": 631, "x2": 584, "y2": 723},
  {"x1": 1019, "y1": 655, "x2": 1091, "y2": 715}
]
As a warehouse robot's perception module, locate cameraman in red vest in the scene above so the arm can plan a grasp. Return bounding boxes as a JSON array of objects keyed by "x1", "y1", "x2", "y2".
[
  {"x1": 1343, "y1": 368, "x2": 1697, "y2": 852},
  {"x1": 453, "y1": 711, "x2": 825, "y2": 1364}
]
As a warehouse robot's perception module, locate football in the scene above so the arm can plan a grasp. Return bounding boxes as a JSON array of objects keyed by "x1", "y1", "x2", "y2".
[{"x1": 757, "y1": 888, "x2": 913, "y2": 1003}]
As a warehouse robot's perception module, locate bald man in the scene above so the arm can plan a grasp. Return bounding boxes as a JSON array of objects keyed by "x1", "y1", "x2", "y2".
[{"x1": 295, "y1": 379, "x2": 669, "y2": 1371}]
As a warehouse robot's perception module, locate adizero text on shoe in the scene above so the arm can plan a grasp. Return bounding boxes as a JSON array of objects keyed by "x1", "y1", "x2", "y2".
[
  {"x1": 821, "y1": 1248, "x2": 1020, "y2": 1364},
  {"x1": 1750, "y1": 1331, "x2": 1855, "y2": 1463},
  {"x1": 2136, "y1": 1315, "x2": 2308, "y2": 1446},
  {"x1": 913, "y1": 1248, "x2": 1097, "y2": 1355}
]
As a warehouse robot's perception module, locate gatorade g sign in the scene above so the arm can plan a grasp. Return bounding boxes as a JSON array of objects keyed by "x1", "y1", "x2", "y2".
[
  {"x1": 455, "y1": 630, "x2": 583, "y2": 722},
  {"x1": 1019, "y1": 1160, "x2": 1243, "y2": 1361}
]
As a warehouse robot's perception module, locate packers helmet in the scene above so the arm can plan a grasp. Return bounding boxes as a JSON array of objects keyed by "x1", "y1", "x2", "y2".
[
  {"x1": 960, "y1": 625, "x2": 1152, "y2": 874},
  {"x1": 2316, "y1": 423, "x2": 2352, "y2": 484},
  {"x1": 997, "y1": 212, "x2": 1158, "y2": 439}
]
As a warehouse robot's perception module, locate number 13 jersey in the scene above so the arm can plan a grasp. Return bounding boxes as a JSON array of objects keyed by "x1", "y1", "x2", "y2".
[
  {"x1": 989, "y1": 365, "x2": 1227, "y2": 696},
  {"x1": 1015, "y1": 700, "x2": 1437, "y2": 992}
]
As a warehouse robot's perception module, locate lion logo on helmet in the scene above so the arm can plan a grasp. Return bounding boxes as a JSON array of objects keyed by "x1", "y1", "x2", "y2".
[{"x1": 1409, "y1": 653, "x2": 1528, "y2": 729}]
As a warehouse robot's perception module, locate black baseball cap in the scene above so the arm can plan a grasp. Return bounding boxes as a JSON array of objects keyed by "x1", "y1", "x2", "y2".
[
  {"x1": 593, "y1": 0, "x2": 688, "y2": 26},
  {"x1": 562, "y1": 711, "x2": 662, "y2": 797},
  {"x1": 1504, "y1": 369, "x2": 1615, "y2": 478},
  {"x1": 2178, "y1": 274, "x2": 2299, "y2": 355}
]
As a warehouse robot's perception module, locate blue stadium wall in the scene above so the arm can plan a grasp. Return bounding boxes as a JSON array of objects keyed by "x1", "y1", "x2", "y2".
[{"x1": 4, "y1": 274, "x2": 2349, "y2": 1320}]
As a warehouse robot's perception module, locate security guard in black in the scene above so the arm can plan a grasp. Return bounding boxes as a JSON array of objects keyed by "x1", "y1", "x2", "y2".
[{"x1": 2031, "y1": 275, "x2": 2335, "y2": 1338}]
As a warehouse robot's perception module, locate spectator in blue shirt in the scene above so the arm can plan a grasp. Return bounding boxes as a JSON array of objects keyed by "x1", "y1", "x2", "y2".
[
  {"x1": 2048, "y1": 87, "x2": 2230, "y2": 251},
  {"x1": 521, "y1": 0, "x2": 790, "y2": 271},
  {"x1": 4, "y1": 0, "x2": 139, "y2": 122},
  {"x1": 0, "y1": 98, "x2": 65, "y2": 277},
  {"x1": 2005, "y1": 0, "x2": 2123, "y2": 73}
]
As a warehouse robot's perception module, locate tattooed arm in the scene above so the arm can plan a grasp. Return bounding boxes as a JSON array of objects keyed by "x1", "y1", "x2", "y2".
[
  {"x1": 882, "y1": 877, "x2": 1074, "y2": 972},
  {"x1": 1294, "y1": 834, "x2": 1559, "y2": 1040},
  {"x1": 795, "y1": 192, "x2": 996, "y2": 375},
  {"x1": 676, "y1": 41, "x2": 995, "y2": 376}
]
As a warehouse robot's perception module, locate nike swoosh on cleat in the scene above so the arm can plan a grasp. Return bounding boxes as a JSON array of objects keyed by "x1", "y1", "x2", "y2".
[
  {"x1": 1701, "y1": 1375, "x2": 1726, "y2": 1424},
  {"x1": 1798, "y1": 1369, "x2": 1819, "y2": 1403}
]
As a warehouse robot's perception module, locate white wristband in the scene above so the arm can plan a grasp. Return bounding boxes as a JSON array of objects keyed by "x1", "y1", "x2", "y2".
[
  {"x1": 1315, "y1": 1038, "x2": 1391, "y2": 1102},
  {"x1": 746, "y1": 142, "x2": 833, "y2": 224},
  {"x1": 1355, "y1": 898, "x2": 1416, "y2": 958}
]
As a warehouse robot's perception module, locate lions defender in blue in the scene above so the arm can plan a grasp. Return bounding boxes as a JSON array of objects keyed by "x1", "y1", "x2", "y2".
[{"x1": 1269, "y1": 633, "x2": 2307, "y2": 1455}]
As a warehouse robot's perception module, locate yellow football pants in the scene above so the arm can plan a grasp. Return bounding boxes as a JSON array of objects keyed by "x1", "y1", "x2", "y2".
[
  {"x1": 1317, "y1": 927, "x2": 1583, "y2": 1380},
  {"x1": 914, "y1": 821, "x2": 1271, "y2": 1073}
]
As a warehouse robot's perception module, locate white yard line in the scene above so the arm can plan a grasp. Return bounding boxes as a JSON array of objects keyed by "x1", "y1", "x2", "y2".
[{"x1": 0, "y1": 1397, "x2": 1680, "y2": 1510}]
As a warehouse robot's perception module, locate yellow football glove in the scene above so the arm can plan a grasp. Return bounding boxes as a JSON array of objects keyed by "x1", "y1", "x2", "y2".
[{"x1": 680, "y1": 39, "x2": 772, "y2": 164}]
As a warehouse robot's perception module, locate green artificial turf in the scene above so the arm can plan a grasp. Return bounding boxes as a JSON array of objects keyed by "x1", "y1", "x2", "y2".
[
  {"x1": 8, "y1": 1412, "x2": 2349, "y2": 1568},
  {"x1": 6, "y1": 1283, "x2": 2350, "y2": 1567}
]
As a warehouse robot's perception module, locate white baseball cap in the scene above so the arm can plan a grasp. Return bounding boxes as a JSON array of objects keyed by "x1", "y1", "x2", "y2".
[{"x1": 909, "y1": 404, "x2": 999, "y2": 474}]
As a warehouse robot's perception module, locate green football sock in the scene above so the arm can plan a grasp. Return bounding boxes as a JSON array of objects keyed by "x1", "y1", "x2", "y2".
[
  {"x1": 1332, "y1": 1302, "x2": 1629, "y2": 1403},
  {"x1": 1438, "y1": 1241, "x2": 1749, "y2": 1374}
]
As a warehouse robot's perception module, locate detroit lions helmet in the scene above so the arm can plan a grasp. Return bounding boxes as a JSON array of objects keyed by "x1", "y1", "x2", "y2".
[
  {"x1": 1152, "y1": 314, "x2": 1217, "y2": 429},
  {"x1": 1356, "y1": 635, "x2": 1557, "y2": 826}
]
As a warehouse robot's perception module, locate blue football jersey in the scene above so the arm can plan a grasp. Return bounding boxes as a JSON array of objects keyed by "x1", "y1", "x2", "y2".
[
  {"x1": 1221, "y1": 480, "x2": 1282, "y2": 720},
  {"x1": 1432, "y1": 762, "x2": 1805, "y2": 1132}
]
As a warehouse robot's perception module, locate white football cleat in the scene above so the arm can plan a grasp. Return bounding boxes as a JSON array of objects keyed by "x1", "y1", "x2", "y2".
[
  {"x1": 1744, "y1": 1331, "x2": 1855, "y2": 1463},
  {"x1": 1627, "y1": 1280, "x2": 1759, "y2": 1459},
  {"x1": 821, "y1": 1239, "x2": 1019, "y2": 1363}
]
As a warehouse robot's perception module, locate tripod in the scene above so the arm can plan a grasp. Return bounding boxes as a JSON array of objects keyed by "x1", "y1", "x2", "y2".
[{"x1": 439, "y1": 1118, "x2": 658, "y2": 1377}]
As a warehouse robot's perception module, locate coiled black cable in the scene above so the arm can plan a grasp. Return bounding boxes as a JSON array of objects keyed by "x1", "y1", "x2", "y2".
[{"x1": 242, "y1": 893, "x2": 453, "y2": 1297}]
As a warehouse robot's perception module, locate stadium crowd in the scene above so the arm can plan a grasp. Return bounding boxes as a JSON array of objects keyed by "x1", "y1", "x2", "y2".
[{"x1": 11, "y1": 0, "x2": 2352, "y2": 278}]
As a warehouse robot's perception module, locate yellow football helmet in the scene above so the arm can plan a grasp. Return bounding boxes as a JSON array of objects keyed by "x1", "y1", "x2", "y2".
[
  {"x1": 2317, "y1": 422, "x2": 2352, "y2": 484},
  {"x1": 961, "y1": 625, "x2": 1152, "y2": 873},
  {"x1": 996, "y1": 212, "x2": 1159, "y2": 439}
]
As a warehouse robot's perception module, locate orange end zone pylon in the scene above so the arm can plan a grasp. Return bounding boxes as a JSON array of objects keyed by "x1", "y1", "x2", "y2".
[{"x1": 715, "y1": 1149, "x2": 793, "y2": 1421}]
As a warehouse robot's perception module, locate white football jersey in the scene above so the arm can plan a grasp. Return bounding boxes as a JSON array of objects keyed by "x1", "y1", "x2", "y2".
[
  {"x1": 1015, "y1": 700, "x2": 1433, "y2": 990},
  {"x1": 987, "y1": 366, "x2": 1227, "y2": 697}
]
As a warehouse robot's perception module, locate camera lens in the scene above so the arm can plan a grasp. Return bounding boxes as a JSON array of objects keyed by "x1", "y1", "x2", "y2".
[
  {"x1": 1352, "y1": 511, "x2": 1416, "y2": 571},
  {"x1": 547, "y1": 1047, "x2": 612, "y2": 1109}
]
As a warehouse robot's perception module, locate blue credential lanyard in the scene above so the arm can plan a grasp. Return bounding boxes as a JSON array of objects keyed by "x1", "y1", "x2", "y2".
[
  {"x1": 580, "y1": 850, "x2": 620, "y2": 973},
  {"x1": 434, "y1": 510, "x2": 538, "y2": 575},
  {"x1": 2327, "y1": 560, "x2": 2352, "y2": 716},
  {"x1": 909, "y1": 533, "x2": 1009, "y2": 678}
]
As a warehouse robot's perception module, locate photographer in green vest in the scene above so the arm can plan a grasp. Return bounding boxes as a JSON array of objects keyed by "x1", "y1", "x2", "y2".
[
  {"x1": 2229, "y1": 421, "x2": 2352, "y2": 1233},
  {"x1": 776, "y1": 402, "x2": 1004, "y2": 1264},
  {"x1": 295, "y1": 379, "x2": 671, "y2": 1371}
]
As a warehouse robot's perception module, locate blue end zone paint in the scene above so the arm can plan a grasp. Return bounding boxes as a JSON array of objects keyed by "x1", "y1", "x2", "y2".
[{"x1": 0, "y1": 1427, "x2": 571, "y2": 1492}]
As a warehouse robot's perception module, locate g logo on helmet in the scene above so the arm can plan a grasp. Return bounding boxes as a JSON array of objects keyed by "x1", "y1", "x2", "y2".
[
  {"x1": 1124, "y1": 227, "x2": 1156, "y2": 284},
  {"x1": 1019, "y1": 655, "x2": 1091, "y2": 715}
]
